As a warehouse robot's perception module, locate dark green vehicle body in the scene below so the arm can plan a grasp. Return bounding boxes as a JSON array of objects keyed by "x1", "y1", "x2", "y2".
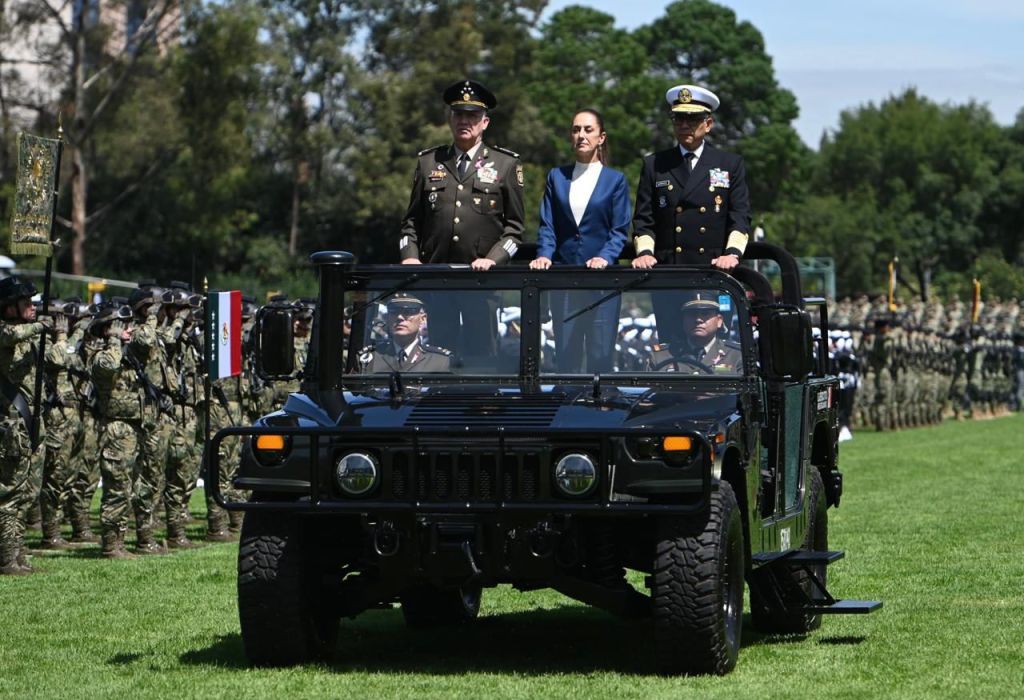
[{"x1": 210, "y1": 242, "x2": 878, "y2": 675}]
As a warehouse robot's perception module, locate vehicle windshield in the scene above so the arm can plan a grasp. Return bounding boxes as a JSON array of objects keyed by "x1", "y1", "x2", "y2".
[
  {"x1": 342, "y1": 281, "x2": 746, "y2": 378},
  {"x1": 541, "y1": 286, "x2": 745, "y2": 376},
  {"x1": 346, "y1": 287, "x2": 521, "y2": 376}
]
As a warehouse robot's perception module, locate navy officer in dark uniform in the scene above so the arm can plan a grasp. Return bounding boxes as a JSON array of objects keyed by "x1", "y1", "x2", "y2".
[
  {"x1": 399, "y1": 79, "x2": 525, "y2": 358},
  {"x1": 357, "y1": 294, "x2": 452, "y2": 373},
  {"x1": 631, "y1": 84, "x2": 751, "y2": 272},
  {"x1": 649, "y1": 293, "x2": 742, "y2": 374}
]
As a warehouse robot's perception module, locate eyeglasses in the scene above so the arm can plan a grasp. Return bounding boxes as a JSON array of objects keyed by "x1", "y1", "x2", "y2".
[
  {"x1": 387, "y1": 304, "x2": 424, "y2": 318},
  {"x1": 671, "y1": 114, "x2": 709, "y2": 126}
]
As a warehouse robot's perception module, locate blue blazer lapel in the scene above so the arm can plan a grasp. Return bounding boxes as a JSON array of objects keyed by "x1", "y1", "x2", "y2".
[
  {"x1": 577, "y1": 165, "x2": 614, "y2": 231},
  {"x1": 555, "y1": 165, "x2": 576, "y2": 232}
]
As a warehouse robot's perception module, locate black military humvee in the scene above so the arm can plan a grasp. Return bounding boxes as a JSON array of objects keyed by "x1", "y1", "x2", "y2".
[{"x1": 209, "y1": 242, "x2": 879, "y2": 675}]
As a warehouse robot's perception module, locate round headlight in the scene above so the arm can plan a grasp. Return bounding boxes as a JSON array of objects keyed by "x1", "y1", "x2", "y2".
[
  {"x1": 554, "y1": 453, "x2": 597, "y2": 497},
  {"x1": 335, "y1": 452, "x2": 378, "y2": 496}
]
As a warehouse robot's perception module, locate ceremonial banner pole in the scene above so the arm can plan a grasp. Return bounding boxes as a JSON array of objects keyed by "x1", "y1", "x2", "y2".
[{"x1": 11, "y1": 121, "x2": 64, "y2": 449}]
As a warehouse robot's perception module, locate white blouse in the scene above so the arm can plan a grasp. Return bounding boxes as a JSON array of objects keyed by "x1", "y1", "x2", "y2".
[{"x1": 569, "y1": 161, "x2": 603, "y2": 226}]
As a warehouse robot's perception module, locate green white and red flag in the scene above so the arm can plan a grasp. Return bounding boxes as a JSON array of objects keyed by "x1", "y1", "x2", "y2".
[{"x1": 207, "y1": 290, "x2": 242, "y2": 380}]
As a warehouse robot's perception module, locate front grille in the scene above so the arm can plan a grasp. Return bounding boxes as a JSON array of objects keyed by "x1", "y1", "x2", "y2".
[
  {"x1": 388, "y1": 449, "x2": 545, "y2": 502},
  {"x1": 405, "y1": 394, "x2": 563, "y2": 428}
]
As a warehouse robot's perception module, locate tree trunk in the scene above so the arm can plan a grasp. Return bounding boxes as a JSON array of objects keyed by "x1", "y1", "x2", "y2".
[{"x1": 70, "y1": 145, "x2": 87, "y2": 275}]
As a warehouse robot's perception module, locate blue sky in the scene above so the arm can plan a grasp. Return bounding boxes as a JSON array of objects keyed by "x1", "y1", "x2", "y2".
[{"x1": 542, "y1": 0, "x2": 1024, "y2": 147}]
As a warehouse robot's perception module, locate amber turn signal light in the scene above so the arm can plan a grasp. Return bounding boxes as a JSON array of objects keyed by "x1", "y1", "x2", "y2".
[
  {"x1": 255, "y1": 434, "x2": 286, "y2": 451},
  {"x1": 662, "y1": 436, "x2": 693, "y2": 452}
]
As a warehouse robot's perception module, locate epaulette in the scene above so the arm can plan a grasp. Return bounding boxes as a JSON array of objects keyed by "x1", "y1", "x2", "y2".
[
  {"x1": 417, "y1": 145, "x2": 445, "y2": 157},
  {"x1": 651, "y1": 343, "x2": 669, "y2": 352},
  {"x1": 422, "y1": 343, "x2": 452, "y2": 356},
  {"x1": 357, "y1": 344, "x2": 376, "y2": 364},
  {"x1": 490, "y1": 144, "x2": 520, "y2": 158}
]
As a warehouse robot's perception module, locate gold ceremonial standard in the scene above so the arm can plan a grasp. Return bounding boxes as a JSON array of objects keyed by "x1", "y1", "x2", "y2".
[{"x1": 9, "y1": 133, "x2": 60, "y2": 256}]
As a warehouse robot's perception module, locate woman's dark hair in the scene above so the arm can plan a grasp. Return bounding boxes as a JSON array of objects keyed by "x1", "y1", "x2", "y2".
[{"x1": 573, "y1": 108, "x2": 610, "y2": 165}]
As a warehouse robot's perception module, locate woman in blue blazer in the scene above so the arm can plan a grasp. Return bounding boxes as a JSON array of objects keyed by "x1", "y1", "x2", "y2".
[{"x1": 530, "y1": 109, "x2": 633, "y2": 372}]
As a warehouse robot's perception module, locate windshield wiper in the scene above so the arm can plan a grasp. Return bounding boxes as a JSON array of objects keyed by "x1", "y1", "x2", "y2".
[
  {"x1": 563, "y1": 272, "x2": 651, "y2": 323},
  {"x1": 350, "y1": 274, "x2": 420, "y2": 318}
]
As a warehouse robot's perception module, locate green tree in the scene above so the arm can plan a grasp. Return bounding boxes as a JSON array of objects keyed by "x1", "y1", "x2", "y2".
[{"x1": 816, "y1": 89, "x2": 1006, "y2": 298}]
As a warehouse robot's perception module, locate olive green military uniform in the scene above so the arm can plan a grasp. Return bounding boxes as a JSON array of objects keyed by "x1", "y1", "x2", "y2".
[
  {"x1": 0, "y1": 319, "x2": 48, "y2": 572},
  {"x1": 357, "y1": 340, "x2": 452, "y2": 373},
  {"x1": 399, "y1": 142, "x2": 525, "y2": 356},
  {"x1": 648, "y1": 337, "x2": 742, "y2": 374}
]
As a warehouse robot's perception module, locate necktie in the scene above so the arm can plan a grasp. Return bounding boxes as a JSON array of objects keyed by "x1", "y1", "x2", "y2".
[
  {"x1": 458, "y1": 153, "x2": 470, "y2": 179},
  {"x1": 683, "y1": 151, "x2": 694, "y2": 174}
]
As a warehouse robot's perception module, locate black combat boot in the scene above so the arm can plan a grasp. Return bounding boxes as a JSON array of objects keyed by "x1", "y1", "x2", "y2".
[
  {"x1": 205, "y1": 511, "x2": 233, "y2": 542},
  {"x1": 39, "y1": 504, "x2": 73, "y2": 550},
  {"x1": 101, "y1": 530, "x2": 136, "y2": 559},
  {"x1": 0, "y1": 521, "x2": 31, "y2": 577},
  {"x1": 134, "y1": 526, "x2": 166, "y2": 555},
  {"x1": 166, "y1": 519, "x2": 199, "y2": 550},
  {"x1": 69, "y1": 510, "x2": 99, "y2": 544}
]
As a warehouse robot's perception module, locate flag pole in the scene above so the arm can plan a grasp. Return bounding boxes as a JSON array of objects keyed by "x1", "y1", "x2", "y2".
[
  {"x1": 203, "y1": 276, "x2": 212, "y2": 492},
  {"x1": 30, "y1": 118, "x2": 65, "y2": 449}
]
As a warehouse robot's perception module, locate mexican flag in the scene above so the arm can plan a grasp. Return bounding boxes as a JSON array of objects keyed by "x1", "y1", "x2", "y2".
[{"x1": 207, "y1": 290, "x2": 242, "y2": 380}]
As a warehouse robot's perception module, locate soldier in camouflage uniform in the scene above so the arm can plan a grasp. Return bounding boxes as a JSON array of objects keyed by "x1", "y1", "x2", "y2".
[
  {"x1": 0, "y1": 277, "x2": 51, "y2": 574},
  {"x1": 38, "y1": 301, "x2": 86, "y2": 550},
  {"x1": 64, "y1": 301, "x2": 101, "y2": 543},
  {"x1": 868, "y1": 314, "x2": 895, "y2": 431},
  {"x1": 89, "y1": 300, "x2": 144, "y2": 558},
  {"x1": 124, "y1": 283, "x2": 176, "y2": 555},
  {"x1": 161, "y1": 282, "x2": 204, "y2": 548}
]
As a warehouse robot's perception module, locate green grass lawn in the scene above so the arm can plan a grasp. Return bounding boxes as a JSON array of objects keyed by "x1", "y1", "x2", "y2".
[{"x1": 3, "y1": 415, "x2": 1023, "y2": 699}]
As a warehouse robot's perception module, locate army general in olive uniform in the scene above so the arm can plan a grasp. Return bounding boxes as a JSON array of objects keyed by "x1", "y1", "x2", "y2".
[
  {"x1": 358, "y1": 295, "x2": 451, "y2": 373},
  {"x1": 649, "y1": 293, "x2": 742, "y2": 374},
  {"x1": 399, "y1": 79, "x2": 525, "y2": 357}
]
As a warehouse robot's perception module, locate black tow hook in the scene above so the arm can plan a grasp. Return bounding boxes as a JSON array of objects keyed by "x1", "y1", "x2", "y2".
[
  {"x1": 461, "y1": 540, "x2": 482, "y2": 579},
  {"x1": 374, "y1": 521, "x2": 400, "y2": 557}
]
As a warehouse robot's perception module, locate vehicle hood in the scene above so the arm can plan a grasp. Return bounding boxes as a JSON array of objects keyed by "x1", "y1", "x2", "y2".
[{"x1": 282, "y1": 384, "x2": 742, "y2": 434}]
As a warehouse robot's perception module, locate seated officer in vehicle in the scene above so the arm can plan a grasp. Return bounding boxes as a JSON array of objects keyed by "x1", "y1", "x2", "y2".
[
  {"x1": 649, "y1": 293, "x2": 742, "y2": 374},
  {"x1": 357, "y1": 294, "x2": 452, "y2": 373}
]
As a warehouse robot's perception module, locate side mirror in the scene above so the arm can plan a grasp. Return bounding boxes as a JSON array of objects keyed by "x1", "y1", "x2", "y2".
[
  {"x1": 761, "y1": 307, "x2": 813, "y2": 382},
  {"x1": 254, "y1": 305, "x2": 295, "y2": 379}
]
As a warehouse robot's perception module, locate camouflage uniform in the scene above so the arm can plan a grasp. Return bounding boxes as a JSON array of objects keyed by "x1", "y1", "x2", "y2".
[
  {"x1": 0, "y1": 292, "x2": 48, "y2": 574},
  {"x1": 66, "y1": 330, "x2": 102, "y2": 543},
  {"x1": 38, "y1": 315, "x2": 86, "y2": 549},
  {"x1": 90, "y1": 312, "x2": 146, "y2": 558},
  {"x1": 163, "y1": 312, "x2": 204, "y2": 547}
]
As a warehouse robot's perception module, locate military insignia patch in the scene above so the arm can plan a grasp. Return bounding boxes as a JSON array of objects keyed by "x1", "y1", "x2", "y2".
[
  {"x1": 714, "y1": 194, "x2": 723, "y2": 213},
  {"x1": 516, "y1": 164, "x2": 524, "y2": 187},
  {"x1": 473, "y1": 197, "x2": 481, "y2": 206},
  {"x1": 429, "y1": 168, "x2": 447, "y2": 180},
  {"x1": 680, "y1": 87, "x2": 692, "y2": 103},
  {"x1": 428, "y1": 192, "x2": 438, "y2": 203},
  {"x1": 709, "y1": 168, "x2": 730, "y2": 189},
  {"x1": 658, "y1": 196, "x2": 667, "y2": 208}
]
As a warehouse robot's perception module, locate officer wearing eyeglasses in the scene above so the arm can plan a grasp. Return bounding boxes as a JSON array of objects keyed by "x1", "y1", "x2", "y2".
[
  {"x1": 357, "y1": 295, "x2": 452, "y2": 373},
  {"x1": 632, "y1": 84, "x2": 751, "y2": 272}
]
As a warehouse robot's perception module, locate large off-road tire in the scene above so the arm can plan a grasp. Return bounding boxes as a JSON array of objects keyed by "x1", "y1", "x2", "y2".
[
  {"x1": 750, "y1": 467, "x2": 828, "y2": 634},
  {"x1": 652, "y1": 482, "x2": 745, "y2": 675},
  {"x1": 237, "y1": 511, "x2": 339, "y2": 666},
  {"x1": 400, "y1": 583, "x2": 482, "y2": 628}
]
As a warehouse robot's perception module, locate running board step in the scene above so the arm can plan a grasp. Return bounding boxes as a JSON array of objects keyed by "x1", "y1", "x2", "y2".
[
  {"x1": 805, "y1": 599, "x2": 883, "y2": 615},
  {"x1": 753, "y1": 549, "x2": 845, "y2": 566}
]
